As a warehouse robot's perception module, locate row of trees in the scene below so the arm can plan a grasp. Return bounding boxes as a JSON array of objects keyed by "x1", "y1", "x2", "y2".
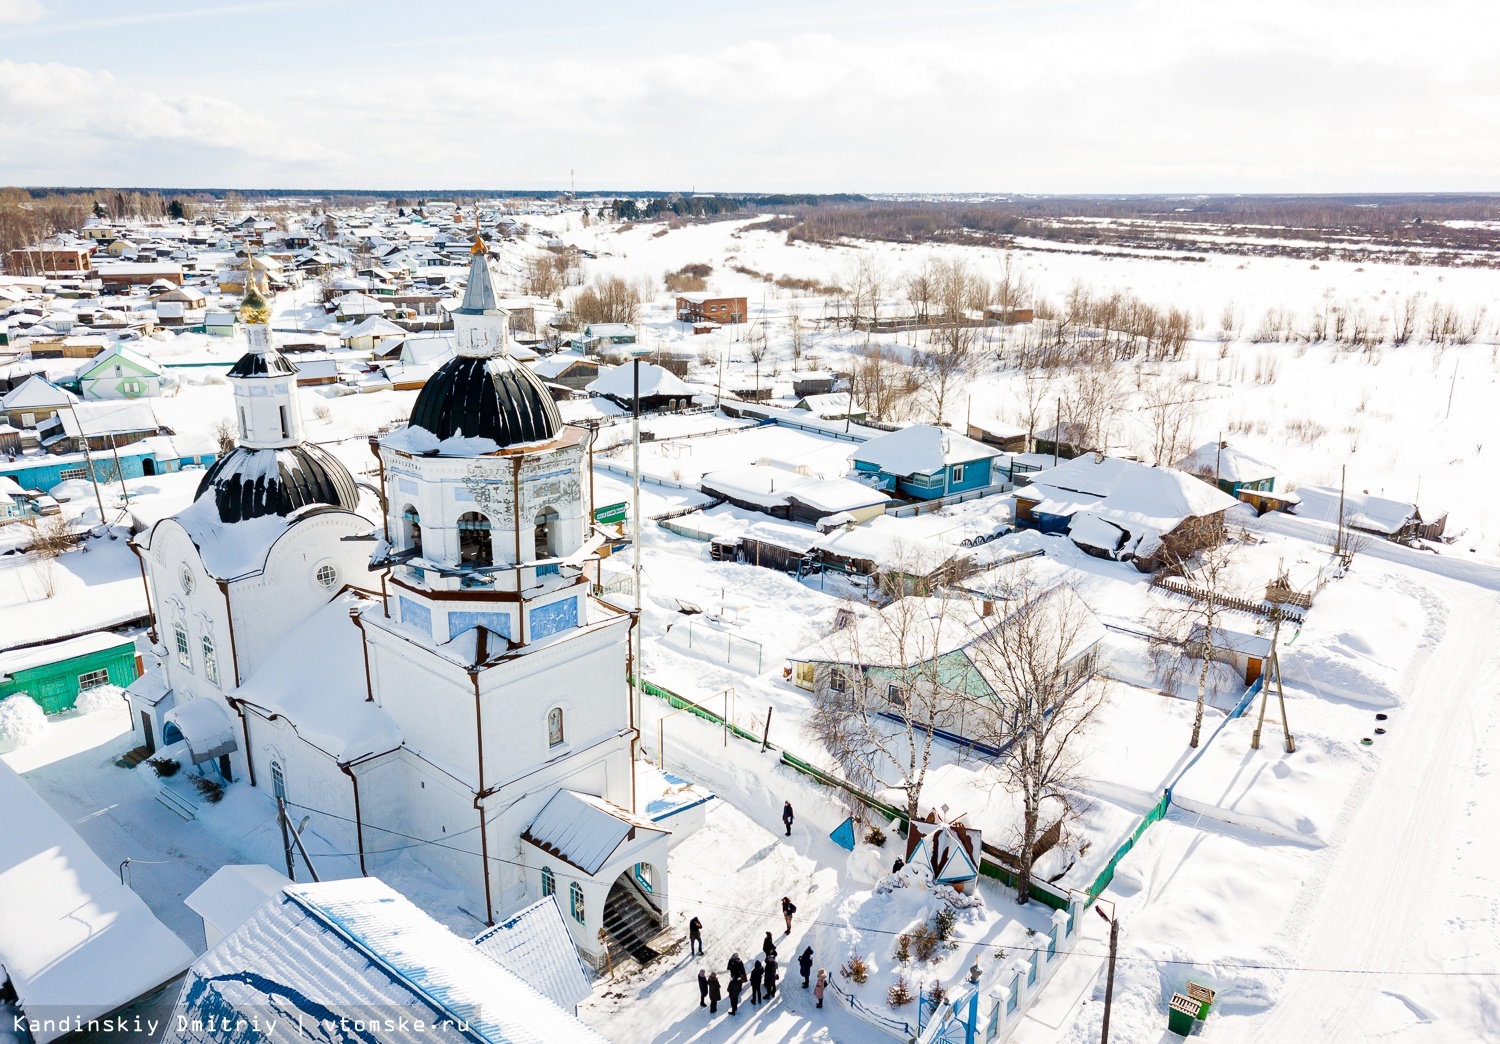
[{"x1": 1244, "y1": 293, "x2": 1488, "y2": 349}]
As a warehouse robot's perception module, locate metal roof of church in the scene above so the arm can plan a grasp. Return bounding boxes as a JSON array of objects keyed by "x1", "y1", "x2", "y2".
[{"x1": 407, "y1": 353, "x2": 561, "y2": 448}]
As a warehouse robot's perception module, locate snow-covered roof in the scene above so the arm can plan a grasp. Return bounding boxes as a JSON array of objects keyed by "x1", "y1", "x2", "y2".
[
  {"x1": 0, "y1": 760, "x2": 193, "y2": 1043},
  {"x1": 701, "y1": 463, "x2": 889, "y2": 514},
  {"x1": 0, "y1": 630, "x2": 133, "y2": 677},
  {"x1": 173, "y1": 877, "x2": 608, "y2": 1043},
  {"x1": 343, "y1": 315, "x2": 406, "y2": 338},
  {"x1": 472, "y1": 895, "x2": 593, "y2": 1011},
  {"x1": 82, "y1": 343, "x2": 164, "y2": 376},
  {"x1": 1177, "y1": 441, "x2": 1281, "y2": 484},
  {"x1": 530, "y1": 352, "x2": 596, "y2": 379},
  {"x1": 524, "y1": 790, "x2": 669, "y2": 876},
  {"x1": 586, "y1": 362, "x2": 695, "y2": 400},
  {"x1": 1016, "y1": 454, "x2": 1239, "y2": 540},
  {"x1": 163, "y1": 697, "x2": 238, "y2": 764},
  {"x1": 231, "y1": 592, "x2": 402, "y2": 761},
  {"x1": 795, "y1": 391, "x2": 861, "y2": 417},
  {"x1": 53, "y1": 399, "x2": 160, "y2": 438},
  {"x1": 1, "y1": 374, "x2": 77, "y2": 410},
  {"x1": 183, "y1": 864, "x2": 291, "y2": 937},
  {"x1": 849, "y1": 424, "x2": 999, "y2": 476}
]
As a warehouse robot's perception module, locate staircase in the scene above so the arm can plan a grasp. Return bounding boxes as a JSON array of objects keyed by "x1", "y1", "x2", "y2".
[{"x1": 602, "y1": 881, "x2": 664, "y2": 970}]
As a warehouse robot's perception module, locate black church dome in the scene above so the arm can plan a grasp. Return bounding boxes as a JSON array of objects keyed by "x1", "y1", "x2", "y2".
[
  {"x1": 195, "y1": 443, "x2": 361, "y2": 523},
  {"x1": 407, "y1": 353, "x2": 561, "y2": 449}
]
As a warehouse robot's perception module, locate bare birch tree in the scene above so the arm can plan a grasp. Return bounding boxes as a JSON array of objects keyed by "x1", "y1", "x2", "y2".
[
  {"x1": 964, "y1": 571, "x2": 1106, "y2": 904},
  {"x1": 1150, "y1": 542, "x2": 1236, "y2": 747},
  {"x1": 918, "y1": 259, "x2": 988, "y2": 423},
  {"x1": 1141, "y1": 375, "x2": 1198, "y2": 466},
  {"x1": 804, "y1": 583, "x2": 972, "y2": 824}
]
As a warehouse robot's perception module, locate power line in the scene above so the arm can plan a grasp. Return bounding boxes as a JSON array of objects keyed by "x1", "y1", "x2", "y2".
[{"x1": 280, "y1": 798, "x2": 1500, "y2": 978}]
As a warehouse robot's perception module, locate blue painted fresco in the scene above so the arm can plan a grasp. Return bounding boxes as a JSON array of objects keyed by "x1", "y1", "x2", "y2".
[{"x1": 529, "y1": 596, "x2": 578, "y2": 641}]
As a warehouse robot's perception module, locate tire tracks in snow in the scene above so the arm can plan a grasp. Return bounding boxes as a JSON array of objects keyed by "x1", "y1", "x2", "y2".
[{"x1": 1247, "y1": 575, "x2": 1499, "y2": 1041}]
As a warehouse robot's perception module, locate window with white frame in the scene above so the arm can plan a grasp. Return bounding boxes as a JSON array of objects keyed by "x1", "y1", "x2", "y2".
[
  {"x1": 202, "y1": 635, "x2": 219, "y2": 685},
  {"x1": 951, "y1": 463, "x2": 965, "y2": 483},
  {"x1": 78, "y1": 668, "x2": 110, "y2": 690},
  {"x1": 569, "y1": 881, "x2": 585, "y2": 924},
  {"x1": 541, "y1": 866, "x2": 555, "y2": 897},
  {"x1": 830, "y1": 668, "x2": 849, "y2": 694},
  {"x1": 175, "y1": 627, "x2": 192, "y2": 670},
  {"x1": 547, "y1": 707, "x2": 565, "y2": 747},
  {"x1": 886, "y1": 682, "x2": 907, "y2": 706},
  {"x1": 315, "y1": 563, "x2": 339, "y2": 589}
]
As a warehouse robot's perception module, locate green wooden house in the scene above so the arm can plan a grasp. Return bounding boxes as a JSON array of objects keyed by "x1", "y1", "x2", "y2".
[{"x1": 0, "y1": 632, "x2": 140, "y2": 714}]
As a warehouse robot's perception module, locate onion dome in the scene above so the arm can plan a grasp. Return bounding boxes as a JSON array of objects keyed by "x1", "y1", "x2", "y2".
[
  {"x1": 239, "y1": 278, "x2": 271, "y2": 326},
  {"x1": 194, "y1": 442, "x2": 360, "y2": 524},
  {"x1": 407, "y1": 353, "x2": 561, "y2": 448}
]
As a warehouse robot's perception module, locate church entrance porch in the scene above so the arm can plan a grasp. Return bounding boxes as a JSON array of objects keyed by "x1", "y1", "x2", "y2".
[{"x1": 602, "y1": 864, "x2": 665, "y2": 969}]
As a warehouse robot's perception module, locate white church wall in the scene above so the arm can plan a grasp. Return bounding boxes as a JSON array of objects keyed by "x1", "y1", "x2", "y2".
[
  {"x1": 245, "y1": 711, "x2": 361, "y2": 856},
  {"x1": 364, "y1": 627, "x2": 481, "y2": 785},
  {"x1": 228, "y1": 513, "x2": 377, "y2": 677}
]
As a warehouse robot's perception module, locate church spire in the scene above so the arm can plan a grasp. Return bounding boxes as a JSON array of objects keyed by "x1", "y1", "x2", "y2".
[{"x1": 453, "y1": 208, "x2": 507, "y2": 358}]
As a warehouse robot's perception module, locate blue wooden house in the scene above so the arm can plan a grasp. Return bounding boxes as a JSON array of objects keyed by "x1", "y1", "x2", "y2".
[{"x1": 848, "y1": 424, "x2": 1000, "y2": 501}]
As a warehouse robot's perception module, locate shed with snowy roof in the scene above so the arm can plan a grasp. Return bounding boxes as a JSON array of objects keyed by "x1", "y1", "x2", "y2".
[
  {"x1": 586, "y1": 361, "x2": 697, "y2": 413},
  {"x1": 472, "y1": 895, "x2": 593, "y2": 1014}
]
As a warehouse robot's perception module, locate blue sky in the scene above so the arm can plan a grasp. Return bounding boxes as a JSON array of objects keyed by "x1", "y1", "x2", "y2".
[{"x1": 1, "y1": 0, "x2": 1496, "y2": 192}]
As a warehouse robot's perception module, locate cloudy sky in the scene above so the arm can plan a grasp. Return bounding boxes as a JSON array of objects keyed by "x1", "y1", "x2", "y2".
[{"x1": 1, "y1": 0, "x2": 1495, "y2": 193}]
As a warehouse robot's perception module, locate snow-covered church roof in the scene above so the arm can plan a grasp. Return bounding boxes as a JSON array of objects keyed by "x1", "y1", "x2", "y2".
[
  {"x1": 523, "y1": 790, "x2": 669, "y2": 876},
  {"x1": 170, "y1": 877, "x2": 608, "y2": 1043},
  {"x1": 473, "y1": 895, "x2": 593, "y2": 1011}
]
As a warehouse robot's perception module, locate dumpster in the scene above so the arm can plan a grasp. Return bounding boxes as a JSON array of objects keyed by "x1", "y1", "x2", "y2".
[
  {"x1": 1185, "y1": 981, "x2": 1216, "y2": 1019},
  {"x1": 1168, "y1": 993, "x2": 1200, "y2": 1036}
]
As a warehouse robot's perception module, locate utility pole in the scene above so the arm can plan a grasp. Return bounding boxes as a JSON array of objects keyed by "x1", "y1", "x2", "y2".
[
  {"x1": 1099, "y1": 906, "x2": 1119, "y2": 1044},
  {"x1": 630, "y1": 349, "x2": 646, "y2": 781},
  {"x1": 277, "y1": 796, "x2": 296, "y2": 881},
  {"x1": 1053, "y1": 400, "x2": 1061, "y2": 467},
  {"x1": 1337, "y1": 464, "x2": 1347, "y2": 556},
  {"x1": 64, "y1": 403, "x2": 109, "y2": 528}
]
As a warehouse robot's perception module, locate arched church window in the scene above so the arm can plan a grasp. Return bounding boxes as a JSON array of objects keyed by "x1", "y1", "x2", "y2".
[
  {"x1": 533, "y1": 507, "x2": 559, "y2": 561},
  {"x1": 175, "y1": 626, "x2": 192, "y2": 670},
  {"x1": 569, "y1": 881, "x2": 585, "y2": 924},
  {"x1": 457, "y1": 512, "x2": 493, "y2": 567},
  {"x1": 279, "y1": 405, "x2": 290, "y2": 439},
  {"x1": 547, "y1": 707, "x2": 564, "y2": 748},
  {"x1": 401, "y1": 506, "x2": 422, "y2": 555},
  {"x1": 202, "y1": 635, "x2": 219, "y2": 685},
  {"x1": 270, "y1": 760, "x2": 286, "y2": 803},
  {"x1": 541, "y1": 866, "x2": 555, "y2": 897}
]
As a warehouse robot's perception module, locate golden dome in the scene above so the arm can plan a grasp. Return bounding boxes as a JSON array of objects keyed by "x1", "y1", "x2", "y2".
[{"x1": 239, "y1": 279, "x2": 271, "y2": 325}]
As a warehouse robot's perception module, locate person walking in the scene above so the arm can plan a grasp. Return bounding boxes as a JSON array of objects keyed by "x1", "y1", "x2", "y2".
[
  {"x1": 764, "y1": 955, "x2": 779, "y2": 999},
  {"x1": 707, "y1": 971, "x2": 722, "y2": 1014},
  {"x1": 761, "y1": 931, "x2": 777, "y2": 960},
  {"x1": 698, "y1": 968, "x2": 709, "y2": 1008},
  {"x1": 688, "y1": 915, "x2": 703, "y2": 956},
  {"x1": 727, "y1": 952, "x2": 746, "y2": 984},
  {"x1": 892, "y1": 856, "x2": 905, "y2": 874},
  {"x1": 782, "y1": 896, "x2": 797, "y2": 935},
  {"x1": 727, "y1": 973, "x2": 742, "y2": 1015},
  {"x1": 798, "y1": 946, "x2": 814, "y2": 988},
  {"x1": 814, "y1": 968, "x2": 827, "y2": 1009},
  {"x1": 782, "y1": 801, "x2": 794, "y2": 836},
  {"x1": 749, "y1": 959, "x2": 764, "y2": 1005}
]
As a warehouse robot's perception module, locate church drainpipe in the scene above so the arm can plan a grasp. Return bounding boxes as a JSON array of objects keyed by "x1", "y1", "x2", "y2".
[
  {"x1": 339, "y1": 761, "x2": 369, "y2": 876},
  {"x1": 350, "y1": 611, "x2": 375, "y2": 701},
  {"x1": 470, "y1": 664, "x2": 495, "y2": 925},
  {"x1": 512, "y1": 456, "x2": 524, "y2": 641},
  {"x1": 216, "y1": 579, "x2": 255, "y2": 787},
  {"x1": 370, "y1": 436, "x2": 390, "y2": 543},
  {"x1": 127, "y1": 541, "x2": 157, "y2": 643}
]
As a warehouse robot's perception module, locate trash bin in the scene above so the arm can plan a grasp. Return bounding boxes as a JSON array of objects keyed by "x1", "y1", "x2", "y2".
[
  {"x1": 1185, "y1": 981, "x2": 1216, "y2": 1019},
  {"x1": 1168, "y1": 993, "x2": 1200, "y2": 1036}
]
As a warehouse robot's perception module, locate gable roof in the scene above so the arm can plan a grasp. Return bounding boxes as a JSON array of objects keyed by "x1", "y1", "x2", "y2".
[
  {"x1": 183, "y1": 864, "x2": 291, "y2": 937},
  {"x1": 1, "y1": 374, "x2": 77, "y2": 410},
  {"x1": 173, "y1": 877, "x2": 608, "y2": 1043},
  {"x1": 849, "y1": 424, "x2": 999, "y2": 476},
  {"x1": 473, "y1": 896, "x2": 593, "y2": 1011},
  {"x1": 1177, "y1": 441, "x2": 1280, "y2": 485},
  {"x1": 524, "y1": 790, "x2": 668, "y2": 876},
  {"x1": 586, "y1": 362, "x2": 694, "y2": 400}
]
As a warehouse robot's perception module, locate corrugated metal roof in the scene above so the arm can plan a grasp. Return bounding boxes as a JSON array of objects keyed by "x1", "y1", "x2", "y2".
[
  {"x1": 523, "y1": 790, "x2": 667, "y2": 876},
  {"x1": 171, "y1": 877, "x2": 608, "y2": 1043},
  {"x1": 473, "y1": 896, "x2": 592, "y2": 1011}
]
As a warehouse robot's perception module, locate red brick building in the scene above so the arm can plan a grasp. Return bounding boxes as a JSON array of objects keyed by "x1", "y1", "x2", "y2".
[
  {"x1": 5, "y1": 247, "x2": 92, "y2": 276},
  {"x1": 676, "y1": 292, "x2": 747, "y2": 325}
]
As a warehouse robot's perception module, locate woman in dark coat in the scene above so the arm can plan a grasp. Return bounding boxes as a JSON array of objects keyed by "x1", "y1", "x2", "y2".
[
  {"x1": 798, "y1": 946, "x2": 814, "y2": 988},
  {"x1": 727, "y1": 974, "x2": 742, "y2": 1015},
  {"x1": 764, "y1": 955, "x2": 779, "y2": 998},
  {"x1": 762, "y1": 931, "x2": 777, "y2": 959},
  {"x1": 727, "y1": 952, "x2": 746, "y2": 983},
  {"x1": 749, "y1": 959, "x2": 764, "y2": 1004},
  {"x1": 707, "y1": 971, "x2": 722, "y2": 1014}
]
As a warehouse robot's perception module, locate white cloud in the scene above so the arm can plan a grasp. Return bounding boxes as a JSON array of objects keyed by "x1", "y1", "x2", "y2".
[
  {"x1": 0, "y1": 3, "x2": 1497, "y2": 191},
  {"x1": 0, "y1": 0, "x2": 44, "y2": 25}
]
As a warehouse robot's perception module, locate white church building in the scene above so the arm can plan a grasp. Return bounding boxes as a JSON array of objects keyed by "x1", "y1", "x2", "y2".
[{"x1": 126, "y1": 246, "x2": 667, "y2": 968}]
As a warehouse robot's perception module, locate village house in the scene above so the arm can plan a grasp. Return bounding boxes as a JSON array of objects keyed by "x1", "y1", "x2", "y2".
[
  {"x1": 849, "y1": 424, "x2": 1001, "y2": 501},
  {"x1": 5, "y1": 246, "x2": 92, "y2": 276},
  {"x1": 35, "y1": 399, "x2": 164, "y2": 454},
  {"x1": 676, "y1": 291, "x2": 748, "y2": 324},
  {"x1": 1, "y1": 375, "x2": 77, "y2": 433},
  {"x1": 78, "y1": 343, "x2": 173, "y2": 400},
  {"x1": 530, "y1": 351, "x2": 600, "y2": 392},
  {"x1": 0, "y1": 631, "x2": 140, "y2": 714},
  {"x1": 95, "y1": 261, "x2": 184, "y2": 291},
  {"x1": 700, "y1": 461, "x2": 890, "y2": 526},
  {"x1": 587, "y1": 361, "x2": 697, "y2": 413},
  {"x1": 1013, "y1": 453, "x2": 1239, "y2": 570}
]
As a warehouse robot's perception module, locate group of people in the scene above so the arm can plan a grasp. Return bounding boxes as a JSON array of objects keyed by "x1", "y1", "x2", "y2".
[
  {"x1": 688, "y1": 800, "x2": 829, "y2": 1018},
  {"x1": 691, "y1": 914, "x2": 827, "y2": 1015}
]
